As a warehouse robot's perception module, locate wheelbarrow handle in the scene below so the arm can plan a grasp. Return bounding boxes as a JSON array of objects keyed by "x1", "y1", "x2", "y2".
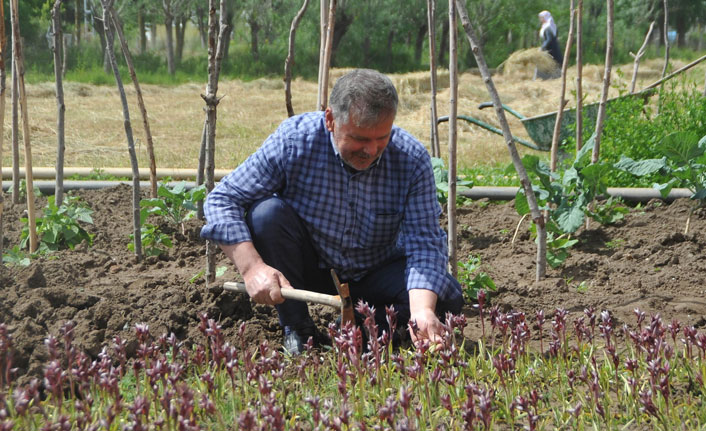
[
  {"x1": 223, "y1": 281, "x2": 343, "y2": 309},
  {"x1": 478, "y1": 102, "x2": 525, "y2": 120}
]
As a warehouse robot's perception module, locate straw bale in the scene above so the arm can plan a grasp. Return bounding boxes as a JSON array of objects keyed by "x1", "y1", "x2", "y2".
[{"x1": 502, "y1": 48, "x2": 558, "y2": 76}]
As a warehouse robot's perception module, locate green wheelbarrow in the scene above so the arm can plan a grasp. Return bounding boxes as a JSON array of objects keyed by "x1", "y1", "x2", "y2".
[{"x1": 437, "y1": 90, "x2": 653, "y2": 151}]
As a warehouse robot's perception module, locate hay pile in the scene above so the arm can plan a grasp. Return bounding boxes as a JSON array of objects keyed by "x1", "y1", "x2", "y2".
[{"x1": 501, "y1": 48, "x2": 558, "y2": 76}]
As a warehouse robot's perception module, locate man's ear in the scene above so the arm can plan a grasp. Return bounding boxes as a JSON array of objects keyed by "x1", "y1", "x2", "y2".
[{"x1": 324, "y1": 107, "x2": 335, "y2": 132}]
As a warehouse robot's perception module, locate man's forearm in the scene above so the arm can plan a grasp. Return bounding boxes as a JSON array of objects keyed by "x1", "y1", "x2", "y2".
[
  {"x1": 219, "y1": 241, "x2": 264, "y2": 278},
  {"x1": 409, "y1": 288, "x2": 438, "y2": 313}
]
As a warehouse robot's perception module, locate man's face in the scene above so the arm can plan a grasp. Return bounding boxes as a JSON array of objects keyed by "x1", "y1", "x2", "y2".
[{"x1": 325, "y1": 107, "x2": 394, "y2": 171}]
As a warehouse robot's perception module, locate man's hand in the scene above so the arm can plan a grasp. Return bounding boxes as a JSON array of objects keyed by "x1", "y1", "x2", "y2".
[
  {"x1": 408, "y1": 289, "x2": 443, "y2": 345},
  {"x1": 220, "y1": 242, "x2": 291, "y2": 306}
]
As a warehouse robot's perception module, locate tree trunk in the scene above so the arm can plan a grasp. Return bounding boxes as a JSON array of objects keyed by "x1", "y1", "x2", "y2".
[
  {"x1": 591, "y1": 0, "x2": 614, "y2": 165},
  {"x1": 10, "y1": 0, "x2": 38, "y2": 253},
  {"x1": 284, "y1": 0, "x2": 310, "y2": 117},
  {"x1": 100, "y1": 0, "x2": 142, "y2": 261},
  {"x1": 196, "y1": 5, "x2": 207, "y2": 48},
  {"x1": 455, "y1": 0, "x2": 547, "y2": 281},
  {"x1": 447, "y1": 0, "x2": 458, "y2": 278},
  {"x1": 164, "y1": 5, "x2": 175, "y2": 76},
  {"x1": 110, "y1": 7, "x2": 158, "y2": 198},
  {"x1": 74, "y1": 0, "x2": 81, "y2": 47},
  {"x1": 550, "y1": 1, "x2": 576, "y2": 173},
  {"x1": 52, "y1": 0, "x2": 66, "y2": 205},
  {"x1": 330, "y1": 7, "x2": 352, "y2": 67},
  {"x1": 414, "y1": 21, "x2": 427, "y2": 66},
  {"x1": 175, "y1": 15, "x2": 187, "y2": 64},
  {"x1": 427, "y1": 0, "x2": 440, "y2": 157},
  {"x1": 202, "y1": 0, "x2": 230, "y2": 284},
  {"x1": 661, "y1": 0, "x2": 670, "y2": 78},
  {"x1": 248, "y1": 17, "x2": 260, "y2": 60},
  {"x1": 137, "y1": 6, "x2": 146, "y2": 54},
  {"x1": 438, "y1": 18, "x2": 449, "y2": 67}
]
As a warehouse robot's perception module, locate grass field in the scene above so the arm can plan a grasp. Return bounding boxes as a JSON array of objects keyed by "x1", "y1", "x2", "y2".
[{"x1": 2, "y1": 58, "x2": 703, "y2": 173}]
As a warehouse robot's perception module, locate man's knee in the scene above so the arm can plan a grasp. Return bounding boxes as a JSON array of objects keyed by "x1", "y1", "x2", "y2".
[{"x1": 247, "y1": 196, "x2": 293, "y2": 239}]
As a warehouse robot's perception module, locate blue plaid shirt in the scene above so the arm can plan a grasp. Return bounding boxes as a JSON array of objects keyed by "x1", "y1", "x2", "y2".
[{"x1": 201, "y1": 111, "x2": 461, "y2": 301}]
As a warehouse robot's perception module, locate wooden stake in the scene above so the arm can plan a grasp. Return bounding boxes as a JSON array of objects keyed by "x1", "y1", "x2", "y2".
[
  {"x1": 318, "y1": 0, "x2": 336, "y2": 111},
  {"x1": 316, "y1": 0, "x2": 328, "y2": 110},
  {"x1": 575, "y1": 0, "x2": 583, "y2": 152},
  {"x1": 427, "y1": 0, "x2": 440, "y2": 158},
  {"x1": 630, "y1": 21, "x2": 655, "y2": 94},
  {"x1": 455, "y1": 0, "x2": 547, "y2": 280},
  {"x1": 0, "y1": 0, "x2": 6, "y2": 254},
  {"x1": 109, "y1": 7, "x2": 158, "y2": 198},
  {"x1": 202, "y1": 0, "x2": 229, "y2": 285},
  {"x1": 100, "y1": 0, "x2": 142, "y2": 261},
  {"x1": 550, "y1": 1, "x2": 576, "y2": 173},
  {"x1": 51, "y1": 0, "x2": 66, "y2": 206},
  {"x1": 447, "y1": 0, "x2": 458, "y2": 277},
  {"x1": 10, "y1": 0, "x2": 37, "y2": 253},
  {"x1": 10, "y1": 15, "x2": 19, "y2": 204},
  {"x1": 591, "y1": 0, "x2": 614, "y2": 165},
  {"x1": 284, "y1": 0, "x2": 310, "y2": 117}
]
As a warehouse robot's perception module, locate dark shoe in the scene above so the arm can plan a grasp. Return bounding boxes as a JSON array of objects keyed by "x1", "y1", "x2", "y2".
[{"x1": 282, "y1": 325, "x2": 315, "y2": 356}]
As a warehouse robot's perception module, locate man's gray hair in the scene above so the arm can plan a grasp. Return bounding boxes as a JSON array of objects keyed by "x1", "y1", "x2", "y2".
[{"x1": 329, "y1": 69, "x2": 398, "y2": 127}]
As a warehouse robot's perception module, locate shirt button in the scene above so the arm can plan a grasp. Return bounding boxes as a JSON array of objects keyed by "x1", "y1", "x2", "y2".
[{"x1": 348, "y1": 201, "x2": 354, "y2": 207}]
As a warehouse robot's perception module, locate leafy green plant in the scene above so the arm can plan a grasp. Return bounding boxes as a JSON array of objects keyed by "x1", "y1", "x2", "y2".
[
  {"x1": 431, "y1": 157, "x2": 473, "y2": 205},
  {"x1": 1, "y1": 245, "x2": 31, "y2": 267},
  {"x1": 615, "y1": 131, "x2": 706, "y2": 234},
  {"x1": 457, "y1": 255, "x2": 496, "y2": 301},
  {"x1": 189, "y1": 265, "x2": 228, "y2": 283},
  {"x1": 8, "y1": 179, "x2": 42, "y2": 200},
  {"x1": 129, "y1": 223, "x2": 173, "y2": 257},
  {"x1": 20, "y1": 195, "x2": 94, "y2": 254},
  {"x1": 139, "y1": 181, "x2": 207, "y2": 234}
]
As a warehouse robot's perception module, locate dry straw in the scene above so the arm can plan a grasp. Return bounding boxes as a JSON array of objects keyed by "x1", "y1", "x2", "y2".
[{"x1": 501, "y1": 48, "x2": 558, "y2": 76}]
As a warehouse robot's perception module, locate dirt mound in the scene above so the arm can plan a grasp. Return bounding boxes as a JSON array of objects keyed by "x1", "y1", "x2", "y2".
[{"x1": 3, "y1": 185, "x2": 706, "y2": 385}]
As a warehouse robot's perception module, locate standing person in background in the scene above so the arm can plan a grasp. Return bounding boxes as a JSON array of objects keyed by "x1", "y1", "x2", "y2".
[
  {"x1": 536, "y1": 10, "x2": 563, "y2": 80},
  {"x1": 201, "y1": 69, "x2": 464, "y2": 355}
]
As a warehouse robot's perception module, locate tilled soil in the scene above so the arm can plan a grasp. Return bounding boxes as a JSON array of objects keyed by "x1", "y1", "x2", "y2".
[{"x1": 2, "y1": 184, "x2": 705, "y2": 385}]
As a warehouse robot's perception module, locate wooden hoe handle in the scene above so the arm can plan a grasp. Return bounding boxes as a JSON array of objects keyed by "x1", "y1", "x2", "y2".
[{"x1": 223, "y1": 281, "x2": 343, "y2": 309}]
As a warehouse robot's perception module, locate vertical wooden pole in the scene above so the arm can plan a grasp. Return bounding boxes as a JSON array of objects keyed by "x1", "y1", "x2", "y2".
[
  {"x1": 630, "y1": 22, "x2": 655, "y2": 94},
  {"x1": 110, "y1": 7, "x2": 158, "y2": 198},
  {"x1": 0, "y1": 0, "x2": 5, "y2": 255},
  {"x1": 100, "y1": 0, "x2": 142, "y2": 261},
  {"x1": 447, "y1": 0, "x2": 457, "y2": 277},
  {"x1": 550, "y1": 1, "x2": 576, "y2": 173},
  {"x1": 10, "y1": 15, "x2": 19, "y2": 203},
  {"x1": 455, "y1": 0, "x2": 547, "y2": 280},
  {"x1": 591, "y1": 0, "x2": 614, "y2": 165},
  {"x1": 10, "y1": 0, "x2": 37, "y2": 253},
  {"x1": 661, "y1": 0, "x2": 670, "y2": 79},
  {"x1": 51, "y1": 0, "x2": 66, "y2": 206},
  {"x1": 319, "y1": 0, "x2": 336, "y2": 111},
  {"x1": 284, "y1": 0, "x2": 310, "y2": 117},
  {"x1": 203, "y1": 0, "x2": 229, "y2": 285},
  {"x1": 316, "y1": 0, "x2": 328, "y2": 110},
  {"x1": 427, "y1": 0, "x2": 440, "y2": 158},
  {"x1": 575, "y1": 0, "x2": 583, "y2": 152}
]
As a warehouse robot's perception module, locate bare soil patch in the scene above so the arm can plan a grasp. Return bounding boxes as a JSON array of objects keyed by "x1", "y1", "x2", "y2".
[{"x1": 2, "y1": 185, "x2": 706, "y2": 386}]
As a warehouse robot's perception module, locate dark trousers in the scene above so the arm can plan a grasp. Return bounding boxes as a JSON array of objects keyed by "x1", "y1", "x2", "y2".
[{"x1": 246, "y1": 196, "x2": 463, "y2": 334}]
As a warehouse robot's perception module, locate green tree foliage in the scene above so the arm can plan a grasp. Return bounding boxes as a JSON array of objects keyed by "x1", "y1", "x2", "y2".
[{"x1": 11, "y1": 0, "x2": 706, "y2": 81}]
